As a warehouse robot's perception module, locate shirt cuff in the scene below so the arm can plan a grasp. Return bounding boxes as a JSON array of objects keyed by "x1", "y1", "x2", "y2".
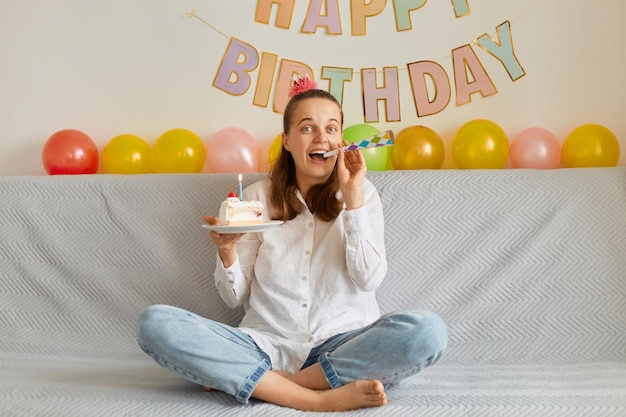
[{"x1": 215, "y1": 255, "x2": 242, "y2": 286}]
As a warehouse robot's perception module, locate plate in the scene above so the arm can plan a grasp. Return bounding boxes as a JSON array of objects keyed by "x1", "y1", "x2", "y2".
[{"x1": 202, "y1": 220, "x2": 284, "y2": 234}]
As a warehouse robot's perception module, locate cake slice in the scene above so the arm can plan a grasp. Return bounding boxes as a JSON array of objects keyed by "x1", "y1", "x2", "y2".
[{"x1": 219, "y1": 192, "x2": 264, "y2": 226}]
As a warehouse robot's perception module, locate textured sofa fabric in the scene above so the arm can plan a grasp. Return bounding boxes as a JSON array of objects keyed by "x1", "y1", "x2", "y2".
[{"x1": 1, "y1": 168, "x2": 625, "y2": 416}]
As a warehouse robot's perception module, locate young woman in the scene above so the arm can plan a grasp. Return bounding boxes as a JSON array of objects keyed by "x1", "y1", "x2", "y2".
[{"x1": 136, "y1": 81, "x2": 448, "y2": 412}]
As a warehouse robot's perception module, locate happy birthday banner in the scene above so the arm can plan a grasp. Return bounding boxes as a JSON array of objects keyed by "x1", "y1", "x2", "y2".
[{"x1": 188, "y1": 0, "x2": 532, "y2": 123}]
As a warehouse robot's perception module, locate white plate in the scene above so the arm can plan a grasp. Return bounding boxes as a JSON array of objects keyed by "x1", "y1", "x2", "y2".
[{"x1": 202, "y1": 220, "x2": 284, "y2": 234}]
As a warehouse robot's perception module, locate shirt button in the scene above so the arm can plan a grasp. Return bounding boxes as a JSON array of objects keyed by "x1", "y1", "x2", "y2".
[
  {"x1": 308, "y1": 337, "x2": 314, "y2": 342},
  {"x1": 344, "y1": 216, "x2": 349, "y2": 221},
  {"x1": 301, "y1": 276, "x2": 307, "y2": 281},
  {"x1": 346, "y1": 231, "x2": 352, "y2": 236},
  {"x1": 301, "y1": 303, "x2": 308, "y2": 308},
  {"x1": 305, "y1": 249, "x2": 311, "y2": 255},
  {"x1": 308, "y1": 222, "x2": 313, "y2": 227}
]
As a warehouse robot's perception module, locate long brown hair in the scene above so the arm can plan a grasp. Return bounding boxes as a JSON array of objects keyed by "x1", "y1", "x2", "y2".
[{"x1": 269, "y1": 89, "x2": 344, "y2": 222}]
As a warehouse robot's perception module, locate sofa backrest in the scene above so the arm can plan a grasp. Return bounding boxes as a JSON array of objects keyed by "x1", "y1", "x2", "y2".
[
  {"x1": 1, "y1": 168, "x2": 625, "y2": 365},
  {"x1": 374, "y1": 168, "x2": 626, "y2": 365}
]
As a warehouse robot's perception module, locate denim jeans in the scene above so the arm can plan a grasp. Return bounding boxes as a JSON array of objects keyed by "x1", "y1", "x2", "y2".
[{"x1": 136, "y1": 305, "x2": 447, "y2": 404}]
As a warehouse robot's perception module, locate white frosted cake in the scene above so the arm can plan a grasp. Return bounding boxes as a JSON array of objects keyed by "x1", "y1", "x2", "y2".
[{"x1": 219, "y1": 193, "x2": 264, "y2": 226}]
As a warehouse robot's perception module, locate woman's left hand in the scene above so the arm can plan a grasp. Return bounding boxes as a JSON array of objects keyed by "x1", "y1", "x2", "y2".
[
  {"x1": 336, "y1": 142, "x2": 366, "y2": 210},
  {"x1": 203, "y1": 215, "x2": 243, "y2": 268}
]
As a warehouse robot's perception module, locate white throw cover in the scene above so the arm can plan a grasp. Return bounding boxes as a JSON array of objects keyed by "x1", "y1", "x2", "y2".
[{"x1": 1, "y1": 168, "x2": 625, "y2": 416}]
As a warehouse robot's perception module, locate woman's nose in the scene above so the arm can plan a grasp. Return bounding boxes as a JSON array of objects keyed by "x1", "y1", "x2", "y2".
[{"x1": 312, "y1": 130, "x2": 327, "y2": 143}]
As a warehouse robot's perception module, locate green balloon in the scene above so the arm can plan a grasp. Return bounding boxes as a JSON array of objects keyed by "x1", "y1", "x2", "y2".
[{"x1": 342, "y1": 124, "x2": 390, "y2": 171}]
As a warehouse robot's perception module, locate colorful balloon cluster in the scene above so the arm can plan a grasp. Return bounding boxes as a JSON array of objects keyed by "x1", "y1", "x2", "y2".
[
  {"x1": 42, "y1": 121, "x2": 620, "y2": 175},
  {"x1": 350, "y1": 121, "x2": 618, "y2": 170},
  {"x1": 42, "y1": 127, "x2": 262, "y2": 175},
  {"x1": 449, "y1": 121, "x2": 619, "y2": 169}
]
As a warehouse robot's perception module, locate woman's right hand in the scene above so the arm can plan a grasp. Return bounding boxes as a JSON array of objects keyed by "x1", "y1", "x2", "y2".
[
  {"x1": 203, "y1": 215, "x2": 243, "y2": 268},
  {"x1": 336, "y1": 144, "x2": 366, "y2": 210}
]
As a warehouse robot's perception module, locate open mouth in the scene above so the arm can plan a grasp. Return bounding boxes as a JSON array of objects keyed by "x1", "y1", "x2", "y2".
[{"x1": 308, "y1": 150, "x2": 327, "y2": 161}]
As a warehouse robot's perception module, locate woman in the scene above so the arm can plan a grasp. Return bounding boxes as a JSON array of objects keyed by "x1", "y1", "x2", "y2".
[{"x1": 136, "y1": 82, "x2": 448, "y2": 412}]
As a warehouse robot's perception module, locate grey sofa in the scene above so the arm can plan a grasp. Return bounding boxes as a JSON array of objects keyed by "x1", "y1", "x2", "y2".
[{"x1": 1, "y1": 168, "x2": 625, "y2": 416}]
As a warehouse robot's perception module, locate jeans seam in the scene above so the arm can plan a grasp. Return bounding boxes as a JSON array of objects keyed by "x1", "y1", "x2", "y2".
[
  {"x1": 138, "y1": 342, "x2": 216, "y2": 387},
  {"x1": 188, "y1": 313, "x2": 259, "y2": 352},
  {"x1": 377, "y1": 348, "x2": 446, "y2": 384}
]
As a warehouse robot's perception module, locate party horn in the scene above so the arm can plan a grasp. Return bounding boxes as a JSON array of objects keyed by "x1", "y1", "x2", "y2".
[{"x1": 323, "y1": 130, "x2": 395, "y2": 158}]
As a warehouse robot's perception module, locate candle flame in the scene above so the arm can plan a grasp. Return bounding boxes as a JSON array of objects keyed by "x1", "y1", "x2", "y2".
[{"x1": 238, "y1": 173, "x2": 242, "y2": 182}]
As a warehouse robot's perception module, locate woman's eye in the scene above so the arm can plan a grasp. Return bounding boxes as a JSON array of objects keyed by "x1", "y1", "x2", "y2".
[
  {"x1": 302, "y1": 126, "x2": 313, "y2": 132},
  {"x1": 328, "y1": 126, "x2": 338, "y2": 133}
]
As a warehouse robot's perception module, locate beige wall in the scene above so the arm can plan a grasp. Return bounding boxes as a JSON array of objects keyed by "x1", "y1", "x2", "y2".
[{"x1": 1, "y1": 0, "x2": 623, "y2": 174}]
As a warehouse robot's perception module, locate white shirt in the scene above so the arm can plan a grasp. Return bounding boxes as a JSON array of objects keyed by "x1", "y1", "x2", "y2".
[{"x1": 214, "y1": 177, "x2": 387, "y2": 373}]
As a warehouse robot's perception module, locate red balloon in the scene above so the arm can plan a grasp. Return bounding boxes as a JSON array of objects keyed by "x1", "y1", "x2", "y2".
[{"x1": 42, "y1": 129, "x2": 99, "y2": 175}]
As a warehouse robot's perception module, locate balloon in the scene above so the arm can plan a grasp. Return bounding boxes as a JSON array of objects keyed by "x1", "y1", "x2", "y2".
[
  {"x1": 343, "y1": 124, "x2": 390, "y2": 171},
  {"x1": 267, "y1": 133, "x2": 283, "y2": 170},
  {"x1": 102, "y1": 134, "x2": 152, "y2": 174},
  {"x1": 452, "y1": 119, "x2": 509, "y2": 169},
  {"x1": 42, "y1": 129, "x2": 99, "y2": 175},
  {"x1": 152, "y1": 128, "x2": 206, "y2": 173},
  {"x1": 562, "y1": 124, "x2": 620, "y2": 168},
  {"x1": 207, "y1": 127, "x2": 261, "y2": 173},
  {"x1": 391, "y1": 125, "x2": 445, "y2": 170},
  {"x1": 510, "y1": 127, "x2": 561, "y2": 169}
]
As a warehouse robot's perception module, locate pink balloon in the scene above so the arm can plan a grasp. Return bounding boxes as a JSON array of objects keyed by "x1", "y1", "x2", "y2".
[
  {"x1": 510, "y1": 127, "x2": 561, "y2": 169},
  {"x1": 206, "y1": 127, "x2": 261, "y2": 173}
]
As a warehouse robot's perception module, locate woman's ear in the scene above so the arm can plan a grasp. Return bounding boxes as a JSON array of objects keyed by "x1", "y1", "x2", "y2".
[{"x1": 282, "y1": 132, "x2": 290, "y2": 152}]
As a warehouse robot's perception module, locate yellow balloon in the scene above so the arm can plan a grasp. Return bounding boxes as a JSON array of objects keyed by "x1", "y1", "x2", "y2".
[
  {"x1": 562, "y1": 124, "x2": 620, "y2": 168},
  {"x1": 267, "y1": 133, "x2": 283, "y2": 169},
  {"x1": 391, "y1": 126, "x2": 444, "y2": 170},
  {"x1": 102, "y1": 134, "x2": 152, "y2": 174},
  {"x1": 452, "y1": 119, "x2": 509, "y2": 169},
  {"x1": 152, "y1": 129, "x2": 206, "y2": 173}
]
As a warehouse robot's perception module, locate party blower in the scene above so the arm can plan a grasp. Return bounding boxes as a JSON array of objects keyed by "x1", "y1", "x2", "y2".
[{"x1": 323, "y1": 130, "x2": 395, "y2": 158}]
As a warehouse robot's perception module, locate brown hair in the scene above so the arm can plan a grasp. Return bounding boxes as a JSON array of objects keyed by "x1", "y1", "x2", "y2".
[{"x1": 269, "y1": 89, "x2": 344, "y2": 222}]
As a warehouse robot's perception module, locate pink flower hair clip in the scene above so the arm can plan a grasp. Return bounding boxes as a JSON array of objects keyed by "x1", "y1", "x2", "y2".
[{"x1": 288, "y1": 74, "x2": 317, "y2": 98}]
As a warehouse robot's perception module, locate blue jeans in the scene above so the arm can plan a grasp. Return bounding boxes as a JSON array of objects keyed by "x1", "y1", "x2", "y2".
[{"x1": 136, "y1": 305, "x2": 447, "y2": 404}]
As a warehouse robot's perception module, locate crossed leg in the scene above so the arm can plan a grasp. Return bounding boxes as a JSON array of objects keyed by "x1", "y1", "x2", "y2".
[
  {"x1": 140, "y1": 307, "x2": 444, "y2": 411},
  {"x1": 202, "y1": 358, "x2": 385, "y2": 411},
  {"x1": 205, "y1": 364, "x2": 386, "y2": 412},
  {"x1": 251, "y1": 364, "x2": 386, "y2": 412}
]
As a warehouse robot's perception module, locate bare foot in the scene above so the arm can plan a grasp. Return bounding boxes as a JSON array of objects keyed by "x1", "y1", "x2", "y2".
[{"x1": 314, "y1": 380, "x2": 386, "y2": 412}]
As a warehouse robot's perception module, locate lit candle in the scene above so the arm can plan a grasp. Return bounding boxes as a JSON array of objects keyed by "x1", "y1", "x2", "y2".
[{"x1": 238, "y1": 173, "x2": 243, "y2": 201}]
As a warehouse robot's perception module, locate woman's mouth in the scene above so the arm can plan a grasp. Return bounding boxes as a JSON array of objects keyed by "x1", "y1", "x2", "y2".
[{"x1": 308, "y1": 150, "x2": 328, "y2": 161}]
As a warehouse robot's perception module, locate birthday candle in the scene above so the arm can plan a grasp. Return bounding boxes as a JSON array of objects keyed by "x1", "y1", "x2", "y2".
[
  {"x1": 238, "y1": 174, "x2": 243, "y2": 201},
  {"x1": 323, "y1": 130, "x2": 395, "y2": 158}
]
